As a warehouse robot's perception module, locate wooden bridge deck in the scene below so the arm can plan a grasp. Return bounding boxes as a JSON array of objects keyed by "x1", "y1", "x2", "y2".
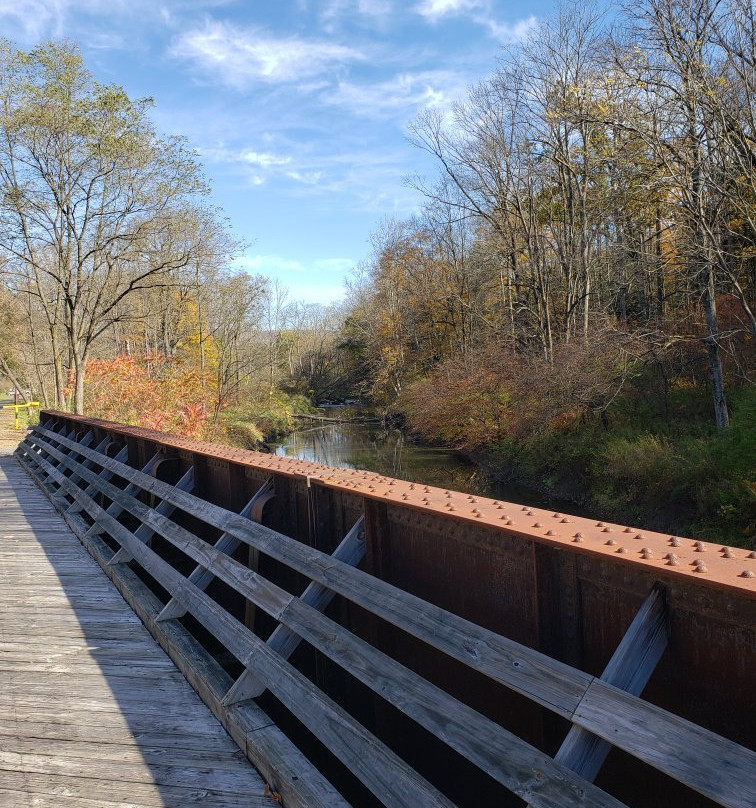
[{"x1": 0, "y1": 453, "x2": 269, "y2": 808}]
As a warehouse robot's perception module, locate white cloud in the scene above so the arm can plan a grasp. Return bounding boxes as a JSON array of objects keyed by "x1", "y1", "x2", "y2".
[
  {"x1": 285, "y1": 170, "x2": 324, "y2": 185},
  {"x1": 415, "y1": 0, "x2": 484, "y2": 22},
  {"x1": 237, "y1": 254, "x2": 305, "y2": 274},
  {"x1": 414, "y1": 1, "x2": 536, "y2": 44},
  {"x1": 0, "y1": 0, "x2": 66, "y2": 41},
  {"x1": 487, "y1": 15, "x2": 537, "y2": 43},
  {"x1": 171, "y1": 21, "x2": 365, "y2": 88},
  {"x1": 240, "y1": 150, "x2": 291, "y2": 168},
  {"x1": 325, "y1": 70, "x2": 469, "y2": 119},
  {"x1": 322, "y1": 0, "x2": 393, "y2": 21}
]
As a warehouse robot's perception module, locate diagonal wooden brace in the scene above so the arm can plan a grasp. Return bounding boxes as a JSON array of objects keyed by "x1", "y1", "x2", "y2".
[
  {"x1": 222, "y1": 515, "x2": 366, "y2": 706},
  {"x1": 109, "y1": 466, "x2": 195, "y2": 564},
  {"x1": 526, "y1": 583, "x2": 669, "y2": 803},
  {"x1": 79, "y1": 451, "x2": 162, "y2": 528},
  {"x1": 66, "y1": 444, "x2": 129, "y2": 514},
  {"x1": 155, "y1": 477, "x2": 275, "y2": 622},
  {"x1": 68, "y1": 434, "x2": 110, "y2": 487}
]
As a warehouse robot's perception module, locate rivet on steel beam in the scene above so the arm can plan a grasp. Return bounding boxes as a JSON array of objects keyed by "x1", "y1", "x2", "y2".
[
  {"x1": 748, "y1": 552, "x2": 756, "y2": 559},
  {"x1": 669, "y1": 537, "x2": 681, "y2": 547},
  {"x1": 424, "y1": 486, "x2": 431, "y2": 493},
  {"x1": 552, "y1": 513, "x2": 561, "y2": 518},
  {"x1": 616, "y1": 547, "x2": 627, "y2": 554},
  {"x1": 602, "y1": 527, "x2": 612, "y2": 533},
  {"x1": 560, "y1": 518, "x2": 571, "y2": 523},
  {"x1": 526, "y1": 510, "x2": 534, "y2": 516},
  {"x1": 493, "y1": 501, "x2": 501, "y2": 506},
  {"x1": 641, "y1": 548, "x2": 653, "y2": 559},
  {"x1": 624, "y1": 527, "x2": 634, "y2": 533},
  {"x1": 596, "y1": 522, "x2": 605, "y2": 527},
  {"x1": 694, "y1": 563, "x2": 708, "y2": 573},
  {"x1": 634, "y1": 534, "x2": 645, "y2": 540},
  {"x1": 448, "y1": 506, "x2": 456, "y2": 512},
  {"x1": 533, "y1": 522, "x2": 543, "y2": 528},
  {"x1": 665, "y1": 553, "x2": 680, "y2": 566},
  {"x1": 694, "y1": 541, "x2": 705, "y2": 552},
  {"x1": 740, "y1": 570, "x2": 755, "y2": 578},
  {"x1": 410, "y1": 483, "x2": 416, "y2": 490},
  {"x1": 496, "y1": 504, "x2": 505, "y2": 510},
  {"x1": 402, "y1": 494, "x2": 409, "y2": 500},
  {"x1": 721, "y1": 548, "x2": 734, "y2": 558},
  {"x1": 573, "y1": 533, "x2": 584, "y2": 542},
  {"x1": 605, "y1": 539, "x2": 616, "y2": 546},
  {"x1": 445, "y1": 492, "x2": 452, "y2": 498},
  {"x1": 546, "y1": 530, "x2": 556, "y2": 536}
]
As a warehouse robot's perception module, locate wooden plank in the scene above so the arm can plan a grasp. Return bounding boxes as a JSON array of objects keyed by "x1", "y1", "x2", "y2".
[
  {"x1": 0, "y1": 772, "x2": 270, "y2": 808},
  {"x1": 29, "y1": 438, "x2": 630, "y2": 808},
  {"x1": 223, "y1": 514, "x2": 366, "y2": 704},
  {"x1": 66, "y1": 445, "x2": 129, "y2": 514},
  {"x1": 571, "y1": 681, "x2": 756, "y2": 808},
  {"x1": 84, "y1": 450, "x2": 162, "y2": 535}
]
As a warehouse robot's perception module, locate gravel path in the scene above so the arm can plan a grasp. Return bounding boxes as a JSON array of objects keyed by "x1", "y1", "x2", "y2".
[{"x1": 0, "y1": 402, "x2": 25, "y2": 456}]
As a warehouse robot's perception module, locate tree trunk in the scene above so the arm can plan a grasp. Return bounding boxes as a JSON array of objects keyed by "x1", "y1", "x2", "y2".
[
  {"x1": 72, "y1": 351, "x2": 87, "y2": 415},
  {"x1": 702, "y1": 267, "x2": 729, "y2": 429}
]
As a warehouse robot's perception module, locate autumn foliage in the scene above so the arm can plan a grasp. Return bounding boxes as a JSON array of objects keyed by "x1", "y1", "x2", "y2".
[
  {"x1": 81, "y1": 353, "x2": 214, "y2": 439},
  {"x1": 399, "y1": 333, "x2": 634, "y2": 449}
]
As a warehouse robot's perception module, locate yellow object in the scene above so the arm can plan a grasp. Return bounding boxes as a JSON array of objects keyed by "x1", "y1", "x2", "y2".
[{"x1": 3, "y1": 401, "x2": 40, "y2": 430}]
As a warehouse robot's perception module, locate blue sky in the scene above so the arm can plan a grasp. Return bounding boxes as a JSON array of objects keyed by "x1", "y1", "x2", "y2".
[{"x1": 1, "y1": 0, "x2": 553, "y2": 304}]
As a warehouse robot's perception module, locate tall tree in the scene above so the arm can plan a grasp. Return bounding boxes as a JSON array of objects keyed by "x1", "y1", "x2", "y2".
[{"x1": 0, "y1": 41, "x2": 215, "y2": 413}]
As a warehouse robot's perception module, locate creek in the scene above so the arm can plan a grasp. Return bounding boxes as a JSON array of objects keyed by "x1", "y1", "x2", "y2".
[{"x1": 271, "y1": 418, "x2": 581, "y2": 514}]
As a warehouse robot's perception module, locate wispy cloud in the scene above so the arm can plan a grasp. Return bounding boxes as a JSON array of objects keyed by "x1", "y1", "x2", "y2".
[
  {"x1": 322, "y1": 0, "x2": 394, "y2": 22},
  {"x1": 240, "y1": 150, "x2": 291, "y2": 168},
  {"x1": 487, "y1": 15, "x2": 537, "y2": 43},
  {"x1": 0, "y1": 0, "x2": 66, "y2": 41},
  {"x1": 171, "y1": 20, "x2": 365, "y2": 88},
  {"x1": 414, "y1": 0, "x2": 485, "y2": 22},
  {"x1": 324, "y1": 70, "x2": 470, "y2": 120},
  {"x1": 414, "y1": 1, "x2": 536, "y2": 44}
]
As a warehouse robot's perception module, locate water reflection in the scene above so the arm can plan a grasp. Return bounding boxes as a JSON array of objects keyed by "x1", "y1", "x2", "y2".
[
  {"x1": 274, "y1": 422, "x2": 486, "y2": 490},
  {"x1": 272, "y1": 421, "x2": 571, "y2": 510}
]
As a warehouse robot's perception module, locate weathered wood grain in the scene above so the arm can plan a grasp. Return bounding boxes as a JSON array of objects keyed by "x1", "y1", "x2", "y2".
[{"x1": 0, "y1": 455, "x2": 270, "y2": 808}]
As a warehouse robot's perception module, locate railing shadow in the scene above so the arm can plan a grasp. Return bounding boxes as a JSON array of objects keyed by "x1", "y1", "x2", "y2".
[{"x1": 0, "y1": 454, "x2": 268, "y2": 808}]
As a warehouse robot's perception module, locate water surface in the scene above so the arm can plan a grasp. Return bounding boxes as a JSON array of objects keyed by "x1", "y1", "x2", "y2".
[{"x1": 272, "y1": 420, "x2": 576, "y2": 512}]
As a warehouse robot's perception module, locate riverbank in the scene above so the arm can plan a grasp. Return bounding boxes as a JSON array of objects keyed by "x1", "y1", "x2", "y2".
[{"x1": 467, "y1": 389, "x2": 756, "y2": 549}]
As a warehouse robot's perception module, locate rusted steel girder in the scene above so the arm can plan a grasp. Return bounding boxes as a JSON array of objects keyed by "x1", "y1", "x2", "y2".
[{"x1": 38, "y1": 411, "x2": 755, "y2": 598}]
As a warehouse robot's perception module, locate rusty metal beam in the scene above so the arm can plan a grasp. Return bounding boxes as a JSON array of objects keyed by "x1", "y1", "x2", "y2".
[{"x1": 37, "y1": 411, "x2": 756, "y2": 597}]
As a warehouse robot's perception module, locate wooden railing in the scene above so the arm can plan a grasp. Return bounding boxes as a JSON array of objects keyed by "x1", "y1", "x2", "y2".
[{"x1": 15, "y1": 421, "x2": 756, "y2": 808}]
